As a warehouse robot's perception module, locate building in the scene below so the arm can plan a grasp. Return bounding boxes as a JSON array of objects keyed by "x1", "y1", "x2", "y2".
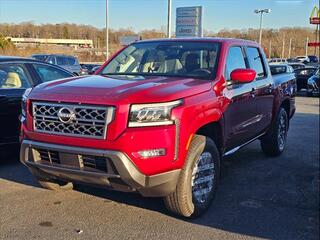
[{"x1": 6, "y1": 37, "x2": 94, "y2": 48}]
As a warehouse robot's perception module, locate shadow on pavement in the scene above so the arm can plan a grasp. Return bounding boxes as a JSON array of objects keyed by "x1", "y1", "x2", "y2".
[{"x1": 0, "y1": 112, "x2": 319, "y2": 239}]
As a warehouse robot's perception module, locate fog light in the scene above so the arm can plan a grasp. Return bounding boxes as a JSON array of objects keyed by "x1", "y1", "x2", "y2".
[{"x1": 136, "y1": 149, "x2": 166, "y2": 159}]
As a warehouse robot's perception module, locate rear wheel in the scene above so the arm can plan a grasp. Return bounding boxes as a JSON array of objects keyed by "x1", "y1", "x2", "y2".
[
  {"x1": 260, "y1": 107, "x2": 288, "y2": 156},
  {"x1": 164, "y1": 135, "x2": 220, "y2": 218}
]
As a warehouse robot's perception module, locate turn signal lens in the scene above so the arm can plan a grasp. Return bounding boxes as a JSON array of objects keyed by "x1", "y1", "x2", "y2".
[{"x1": 135, "y1": 149, "x2": 166, "y2": 159}]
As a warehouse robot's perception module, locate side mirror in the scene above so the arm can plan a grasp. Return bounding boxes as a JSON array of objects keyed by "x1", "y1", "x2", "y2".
[{"x1": 230, "y1": 69, "x2": 256, "y2": 83}]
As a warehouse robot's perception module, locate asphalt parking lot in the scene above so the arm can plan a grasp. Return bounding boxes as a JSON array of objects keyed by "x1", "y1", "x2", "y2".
[{"x1": 0, "y1": 96, "x2": 319, "y2": 240}]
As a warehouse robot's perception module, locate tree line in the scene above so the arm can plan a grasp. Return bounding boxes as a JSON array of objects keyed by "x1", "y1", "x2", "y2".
[{"x1": 0, "y1": 22, "x2": 318, "y2": 60}]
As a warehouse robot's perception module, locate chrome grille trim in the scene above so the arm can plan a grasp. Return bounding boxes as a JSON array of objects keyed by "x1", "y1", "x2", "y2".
[{"x1": 32, "y1": 102, "x2": 114, "y2": 139}]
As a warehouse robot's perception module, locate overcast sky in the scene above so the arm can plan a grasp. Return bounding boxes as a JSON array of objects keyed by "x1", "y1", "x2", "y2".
[{"x1": 0, "y1": 0, "x2": 317, "y2": 32}]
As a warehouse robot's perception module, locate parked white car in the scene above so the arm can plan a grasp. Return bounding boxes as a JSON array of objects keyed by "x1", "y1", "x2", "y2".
[
  {"x1": 268, "y1": 58, "x2": 288, "y2": 64},
  {"x1": 295, "y1": 56, "x2": 310, "y2": 64}
]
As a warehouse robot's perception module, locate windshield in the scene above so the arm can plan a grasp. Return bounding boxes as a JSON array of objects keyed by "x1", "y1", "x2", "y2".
[{"x1": 100, "y1": 41, "x2": 221, "y2": 80}]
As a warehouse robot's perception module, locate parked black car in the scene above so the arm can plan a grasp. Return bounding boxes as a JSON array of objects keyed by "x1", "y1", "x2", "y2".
[
  {"x1": 307, "y1": 68, "x2": 320, "y2": 96},
  {"x1": 0, "y1": 56, "x2": 74, "y2": 147},
  {"x1": 307, "y1": 55, "x2": 319, "y2": 63},
  {"x1": 294, "y1": 67, "x2": 318, "y2": 91},
  {"x1": 288, "y1": 62, "x2": 305, "y2": 70}
]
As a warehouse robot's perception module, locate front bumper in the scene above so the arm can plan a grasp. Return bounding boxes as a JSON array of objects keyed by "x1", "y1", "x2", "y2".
[
  {"x1": 307, "y1": 82, "x2": 319, "y2": 92},
  {"x1": 20, "y1": 140, "x2": 181, "y2": 197}
]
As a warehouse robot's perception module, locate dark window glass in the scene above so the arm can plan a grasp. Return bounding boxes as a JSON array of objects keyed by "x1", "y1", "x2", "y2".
[
  {"x1": 0, "y1": 64, "x2": 31, "y2": 89},
  {"x1": 247, "y1": 47, "x2": 266, "y2": 78},
  {"x1": 270, "y1": 65, "x2": 287, "y2": 75},
  {"x1": 67, "y1": 57, "x2": 78, "y2": 65},
  {"x1": 33, "y1": 64, "x2": 72, "y2": 82},
  {"x1": 46, "y1": 56, "x2": 56, "y2": 65},
  {"x1": 32, "y1": 55, "x2": 48, "y2": 61},
  {"x1": 56, "y1": 57, "x2": 69, "y2": 65},
  {"x1": 225, "y1": 47, "x2": 246, "y2": 81}
]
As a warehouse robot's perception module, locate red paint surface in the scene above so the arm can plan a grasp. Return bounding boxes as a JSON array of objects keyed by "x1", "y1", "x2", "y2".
[{"x1": 22, "y1": 38, "x2": 295, "y2": 176}]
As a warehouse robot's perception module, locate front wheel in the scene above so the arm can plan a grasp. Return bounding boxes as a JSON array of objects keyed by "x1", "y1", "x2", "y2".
[
  {"x1": 260, "y1": 107, "x2": 288, "y2": 156},
  {"x1": 307, "y1": 88, "x2": 314, "y2": 97},
  {"x1": 164, "y1": 135, "x2": 220, "y2": 218}
]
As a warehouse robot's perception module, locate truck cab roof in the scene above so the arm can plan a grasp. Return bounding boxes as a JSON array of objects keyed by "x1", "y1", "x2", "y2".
[{"x1": 134, "y1": 37, "x2": 259, "y2": 47}]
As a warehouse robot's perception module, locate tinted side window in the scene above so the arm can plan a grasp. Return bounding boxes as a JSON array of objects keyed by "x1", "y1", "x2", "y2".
[
  {"x1": 47, "y1": 56, "x2": 56, "y2": 65},
  {"x1": 33, "y1": 64, "x2": 72, "y2": 82},
  {"x1": 0, "y1": 64, "x2": 31, "y2": 89},
  {"x1": 270, "y1": 65, "x2": 286, "y2": 75},
  {"x1": 246, "y1": 47, "x2": 266, "y2": 78},
  {"x1": 225, "y1": 47, "x2": 246, "y2": 81},
  {"x1": 67, "y1": 57, "x2": 78, "y2": 65},
  {"x1": 56, "y1": 57, "x2": 69, "y2": 65}
]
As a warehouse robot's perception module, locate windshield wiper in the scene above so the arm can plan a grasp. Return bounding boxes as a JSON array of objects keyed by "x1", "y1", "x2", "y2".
[{"x1": 100, "y1": 73, "x2": 137, "y2": 75}]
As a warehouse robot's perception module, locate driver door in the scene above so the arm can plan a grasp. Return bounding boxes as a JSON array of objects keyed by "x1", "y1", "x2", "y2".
[{"x1": 223, "y1": 46, "x2": 261, "y2": 151}]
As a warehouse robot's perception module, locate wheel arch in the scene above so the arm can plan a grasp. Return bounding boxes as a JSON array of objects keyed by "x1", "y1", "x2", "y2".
[
  {"x1": 194, "y1": 120, "x2": 224, "y2": 156},
  {"x1": 280, "y1": 98, "x2": 290, "y2": 118}
]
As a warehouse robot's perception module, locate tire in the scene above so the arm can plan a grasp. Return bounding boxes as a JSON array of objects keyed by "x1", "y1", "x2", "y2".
[
  {"x1": 297, "y1": 85, "x2": 302, "y2": 92},
  {"x1": 260, "y1": 107, "x2": 288, "y2": 157},
  {"x1": 30, "y1": 168, "x2": 73, "y2": 191},
  {"x1": 164, "y1": 135, "x2": 220, "y2": 218},
  {"x1": 307, "y1": 89, "x2": 313, "y2": 97}
]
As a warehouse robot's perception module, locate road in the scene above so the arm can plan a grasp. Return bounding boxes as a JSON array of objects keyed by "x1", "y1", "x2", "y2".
[{"x1": 0, "y1": 96, "x2": 319, "y2": 240}]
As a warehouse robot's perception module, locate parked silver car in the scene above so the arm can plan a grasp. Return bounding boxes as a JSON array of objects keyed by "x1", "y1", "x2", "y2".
[{"x1": 46, "y1": 55, "x2": 81, "y2": 75}]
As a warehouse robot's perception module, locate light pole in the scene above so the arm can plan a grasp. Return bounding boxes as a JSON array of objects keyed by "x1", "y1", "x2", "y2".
[
  {"x1": 106, "y1": 0, "x2": 109, "y2": 59},
  {"x1": 288, "y1": 38, "x2": 292, "y2": 58},
  {"x1": 254, "y1": 9, "x2": 271, "y2": 45},
  {"x1": 269, "y1": 40, "x2": 272, "y2": 58},
  {"x1": 167, "y1": 0, "x2": 172, "y2": 38}
]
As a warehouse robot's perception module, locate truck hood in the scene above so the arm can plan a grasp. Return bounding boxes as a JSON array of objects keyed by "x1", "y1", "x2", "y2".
[{"x1": 30, "y1": 75, "x2": 213, "y2": 104}]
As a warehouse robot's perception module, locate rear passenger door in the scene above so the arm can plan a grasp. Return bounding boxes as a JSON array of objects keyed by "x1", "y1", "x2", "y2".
[
  {"x1": 0, "y1": 63, "x2": 33, "y2": 144},
  {"x1": 223, "y1": 46, "x2": 261, "y2": 150},
  {"x1": 245, "y1": 47, "x2": 274, "y2": 133}
]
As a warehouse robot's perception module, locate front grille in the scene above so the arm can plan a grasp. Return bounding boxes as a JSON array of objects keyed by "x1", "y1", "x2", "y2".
[
  {"x1": 33, "y1": 102, "x2": 114, "y2": 139},
  {"x1": 37, "y1": 148, "x2": 60, "y2": 164},
  {"x1": 34, "y1": 148, "x2": 111, "y2": 174}
]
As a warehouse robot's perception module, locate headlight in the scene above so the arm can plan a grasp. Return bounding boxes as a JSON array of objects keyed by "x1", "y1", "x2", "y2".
[
  {"x1": 129, "y1": 100, "x2": 182, "y2": 127},
  {"x1": 21, "y1": 88, "x2": 32, "y2": 117}
]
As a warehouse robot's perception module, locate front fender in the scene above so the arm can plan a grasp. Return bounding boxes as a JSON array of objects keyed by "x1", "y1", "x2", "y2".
[{"x1": 172, "y1": 91, "x2": 223, "y2": 169}]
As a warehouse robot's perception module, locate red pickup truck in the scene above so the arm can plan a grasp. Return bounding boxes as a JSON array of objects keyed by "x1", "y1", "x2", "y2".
[{"x1": 20, "y1": 38, "x2": 296, "y2": 217}]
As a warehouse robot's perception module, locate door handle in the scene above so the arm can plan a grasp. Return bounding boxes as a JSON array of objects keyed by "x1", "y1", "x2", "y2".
[{"x1": 250, "y1": 88, "x2": 256, "y2": 98}]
